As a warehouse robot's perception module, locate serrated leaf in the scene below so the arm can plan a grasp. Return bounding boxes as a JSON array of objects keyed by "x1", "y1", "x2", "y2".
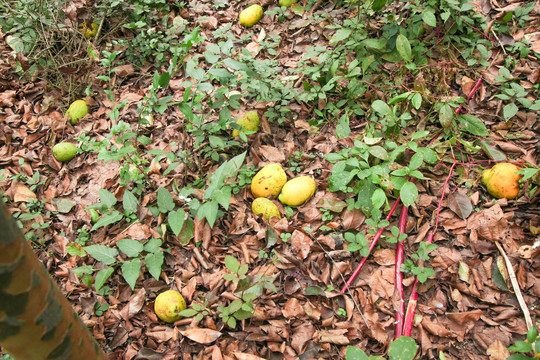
[
  {"x1": 84, "y1": 245, "x2": 119, "y2": 265},
  {"x1": 121, "y1": 258, "x2": 141, "y2": 290},
  {"x1": 396, "y1": 34, "x2": 412, "y2": 62},
  {"x1": 94, "y1": 267, "x2": 114, "y2": 291},
  {"x1": 157, "y1": 187, "x2": 175, "y2": 213},
  {"x1": 168, "y1": 208, "x2": 186, "y2": 237},
  {"x1": 400, "y1": 181, "x2": 418, "y2": 207},
  {"x1": 224, "y1": 255, "x2": 240, "y2": 273},
  {"x1": 117, "y1": 238, "x2": 144, "y2": 257},
  {"x1": 145, "y1": 251, "x2": 164, "y2": 280},
  {"x1": 122, "y1": 189, "x2": 139, "y2": 214}
]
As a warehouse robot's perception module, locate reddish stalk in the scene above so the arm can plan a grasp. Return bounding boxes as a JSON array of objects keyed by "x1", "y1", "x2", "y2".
[
  {"x1": 455, "y1": 78, "x2": 483, "y2": 115},
  {"x1": 340, "y1": 199, "x2": 401, "y2": 293},
  {"x1": 394, "y1": 204, "x2": 409, "y2": 339},
  {"x1": 402, "y1": 160, "x2": 457, "y2": 336}
]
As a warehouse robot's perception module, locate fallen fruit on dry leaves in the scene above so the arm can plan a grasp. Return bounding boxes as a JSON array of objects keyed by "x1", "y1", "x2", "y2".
[
  {"x1": 66, "y1": 99, "x2": 89, "y2": 125},
  {"x1": 239, "y1": 4, "x2": 263, "y2": 27},
  {"x1": 154, "y1": 290, "x2": 187, "y2": 323},
  {"x1": 52, "y1": 142, "x2": 77, "y2": 162},
  {"x1": 481, "y1": 162, "x2": 522, "y2": 199},
  {"x1": 251, "y1": 163, "x2": 287, "y2": 198},
  {"x1": 80, "y1": 22, "x2": 98, "y2": 38},
  {"x1": 252, "y1": 197, "x2": 281, "y2": 219},
  {"x1": 279, "y1": 176, "x2": 316, "y2": 206},
  {"x1": 232, "y1": 111, "x2": 260, "y2": 137}
]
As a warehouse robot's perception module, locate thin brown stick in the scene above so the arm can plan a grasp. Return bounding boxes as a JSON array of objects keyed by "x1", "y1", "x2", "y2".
[{"x1": 495, "y1": 241, "x2": 533, "y2": 329}]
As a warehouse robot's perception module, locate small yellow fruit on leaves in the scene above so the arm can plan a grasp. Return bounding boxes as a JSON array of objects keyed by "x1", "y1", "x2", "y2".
[
  {"x1": 278, "y1": 176, "x2": 316, "y2": 206},
  {"x1": 252, "y1": 198, "x2": 281, "y2": 219},
  {"x1": 154, "y1": 290, "x2": 187, "y2": 323},
  {"x1": 80, "y1": 22, "x2": 99, "y2": 39},
  {"x1": 251, "y1": 163, "x2": 287, "y2": 198},
  {"x1": 239, "y1": 4, "x2": 264, "y2": 27},
  {"x1": 481, "y1": 162, "x2": 522, "y2": 199},
  {"x1": 232, "y1": 111, "x2": 260, "y2": 137},
  {"x1": 53, "y1": 142, "x2": 78, "y2": 162},
  {"x1": 66, "y1": 100, "x2": 89, "y2": 125}
]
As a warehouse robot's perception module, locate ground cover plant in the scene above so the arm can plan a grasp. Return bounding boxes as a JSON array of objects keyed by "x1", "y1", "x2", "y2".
[{"x1": 0, "y1": 0, "x2": 539, "y2": 358}]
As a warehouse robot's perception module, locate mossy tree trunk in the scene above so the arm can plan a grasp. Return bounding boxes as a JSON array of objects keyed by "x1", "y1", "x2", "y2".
[{"x1": 0, "y1": 202, "x2": 107, "y2": 360}]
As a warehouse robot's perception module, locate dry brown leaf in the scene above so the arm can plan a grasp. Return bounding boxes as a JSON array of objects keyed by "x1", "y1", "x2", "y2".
[
  {"x1": 14, "y1": 183, "x2": 36, "y2": 202},
  {"x1": 180, "y1": 327, "x2": 222, "y2": 344},
  {"x1": 290, "y1": 229, "x2": 313, "y2": 260},
  {"x1": 486, "y1": 340, "x2": 510, "y2": 360},
  {"x1": 317, "y1": 329, "x2": 349, "y2": 345},
  {"x1": 119, "y1": 288, "x2": 146, "y2": 320},
  {"x1": 233, "y1": 353, "x2": 266, "y2": 360}
]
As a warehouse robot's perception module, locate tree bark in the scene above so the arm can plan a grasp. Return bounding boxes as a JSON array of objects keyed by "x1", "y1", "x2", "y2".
[{"x1": 0, "y1": 202, "x2": 107, "y2": 360}]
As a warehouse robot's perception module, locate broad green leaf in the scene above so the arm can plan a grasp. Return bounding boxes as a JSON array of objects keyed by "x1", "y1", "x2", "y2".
[
  {"x1": 121, "y1": 258, "x2": 141, "y2": 290},
  {"x1": 371, "y1": 100, "x2": 391, "y2": 115},
  {"x1": 411, "y1": 92, "x2": 422, "y2": 109},
  {"x1": 304, "y1": 286, "x2": 326, "y2": 296},
  {"x1": 116, "y1": 238, "x2": 144, "y2": 257},
  {"x1": 335, "y1": 114, "x2": 351, "y2": 139},
  {"x1": 395, "y1": 34, "x2": 412, "y2": 62},
  {"x1": 507, "y1": 340, "x2": 532, "y2": 353},
  {"x1": 99, "y1": 188, "x2": 117, "y2": 208},
  {"x1": 122, "y1": 189, "x2": 139, "y2": 214},
  {"x1": 479, "y1": 140, "x2": 507, "y2": 161},
  {"x1": 197, "y1": 200, "x2": 219, "y2": 228},
  {"x1": 90, "y1": 210, "x2": 123, "y2": 231},
  {"x1": 330, "y1": 28, "x2": 352, "y2": 45},
  {"x1": 177, "y1": 217, "x2": 195, "y2": 245},
  {"x1": 400, "y1": 181, "x2": 418, "y2": 208},
  {"x1": 372, "y1": 188, "x2": 387, "y2": 210},
  {"x1": 157, "y1": 187, "x2": 175, "y2": 213},
  {"x1": 168, "y1": 208, "x2": 186, "y2": 237},
  {"x1": 225, "y1": 255, "x2": 240, "y2": 273},
  {"x1": 503, "y1": 102, "x2": 519, "y2": 121},
  {"x1": 409, "y1": 152, "x2": 424, "y2": 170},
  {"x1": 158, "y1": 72, "x2": 170, "y2": 88},
  {"x1": 457, "y1": 114, "x2": 488, "y2": 136},
  {"x1": 179, "y1": 308, "x2": 198, "y2": 317},
  {"x1": 422, "y1": 9, "x2": 437, "y2": 27},
  {"x1": 71, "y1": 265, "x2": 94, "y2": 277},
  {"x1": 439, "y1": 103, "x2": 454, "y2": 129},
  {"x1": 84, "y1": 245, "x2": 119, "y2": 265},
  {"x1": 356, "y1": 179, "x2": 377, "y2": 215},
  {"x1": 388, "y1": 336, "x2": 417, "y2": 360},
  {"x1": 87, "y1": 43, "x2": 100, "y2": 61},
  {"x1": 143, "y1": 238, "x2": 162, "y2": 253},
  {"x1": 213, "y1": 187, "x2": 232, "y2": 211},
  {"x1": 345, "y1": 346, "x2": 369, "y2": 360},
  {"x1": 223, "y1": 58, "x2": 248, "y2": 71},
  {"x1": 67, "y1": 243, "x2": 87, "y2": 257},
  {"x1": 368, "y1": 145, "x2": 389, "y2": 160},
  {"x1": 145, "y1": 251, "x2": 164, "y2": 280},
  {"x1": 371, "y1": 0, "x2": 387, "y2": 12},
  {"x1": 94, "y1": 267, "x2": 114, "y2": 291}
]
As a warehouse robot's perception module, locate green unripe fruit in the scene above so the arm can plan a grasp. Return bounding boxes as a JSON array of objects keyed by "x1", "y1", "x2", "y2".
[
  {"x1": 89, "y1": 209, "x2": 100, "y2": 224},
  {"x1": 279, "y1": 0, "x2": 297, "y2": 7},
  {"x1": 53, "y1": 142, "x2": 78, "y2": 162}
]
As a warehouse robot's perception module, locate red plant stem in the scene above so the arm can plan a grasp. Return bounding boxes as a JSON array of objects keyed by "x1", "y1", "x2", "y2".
[
  {"x1": 403, "y1": 231, "x2": 434, "y2": 337},
  {"x1": 394, "y1": 204, "x2": 408, "y2": 339},
  {"x1": 402, "y1": 160, "x2": 456, "y2": 336},
  {"x1": 455, "y1": 78, "x2": 483, "y2": 114},
  {"x1": 340, "y1": 199, "x2": 401, "y2": 293}
]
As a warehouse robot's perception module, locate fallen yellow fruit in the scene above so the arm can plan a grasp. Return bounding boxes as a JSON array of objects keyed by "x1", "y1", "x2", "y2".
[
  {"x1": 66, "y1": 99, "x2": 89, "y2": 125},
  {"x1": 251, "y1": 163, "x2": 287, "y2": 198},
  {"x1": 80, "y1": 22, "x2": 98, "y2": 39},
  {"x1": 278, "y1": 176, "x2": 316, "y2": 206},
  {"x1": 279, "y1": 0, "x2": 298, "y2": 7},
  {"x1": 154, "y1": 290, "x2": 187, "y2": 323},
  {"x1": 481, "y1": 162, "x2": 522, "y2": 199},
  {"x1": 239, "y1": 4, "x2": 263, "y2": 27},
  {"x1": 232, "y1": 111, "x2": 260, "y2": 137},
  {"x1": 52, "y1": 142, "x2": 78, "y2": 162},
  {"x1": 252, "y1": 198, "x2": 280, "y2": 220}
]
